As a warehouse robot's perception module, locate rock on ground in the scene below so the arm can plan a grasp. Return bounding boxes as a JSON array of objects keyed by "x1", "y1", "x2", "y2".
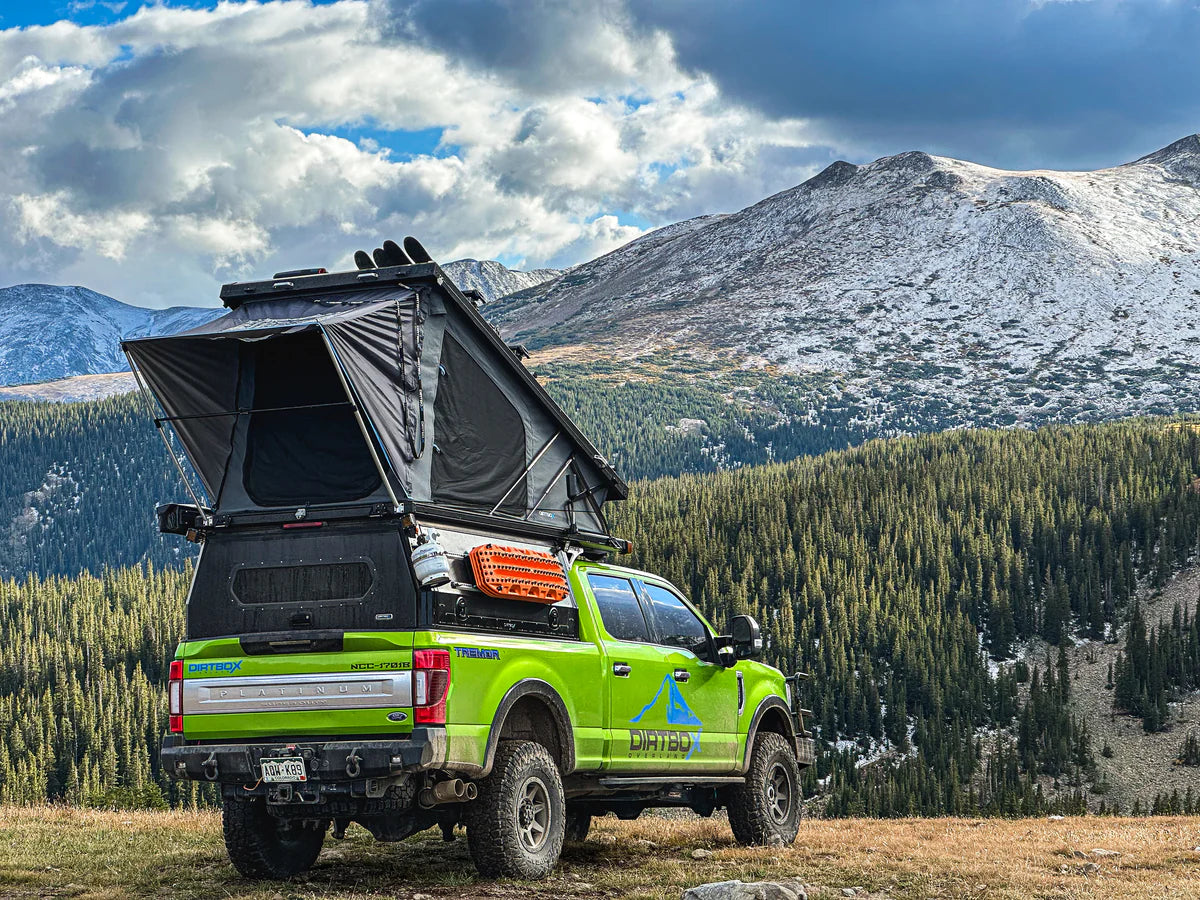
[{"x1": 682, "y1": 879, "x2": 808, "y2": 900}]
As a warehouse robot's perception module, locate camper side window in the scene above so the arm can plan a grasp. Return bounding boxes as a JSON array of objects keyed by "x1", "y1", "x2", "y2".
[{"x1": 589, "y1": 574, "x2": 650, "y2": 643}]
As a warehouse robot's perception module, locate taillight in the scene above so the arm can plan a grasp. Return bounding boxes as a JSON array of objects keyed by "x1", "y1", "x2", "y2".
[
  {"x1": 168, "y1": 659, "x2": 183, "y2": 734},
  {"x1": 412, "y1": 649, "x2": 451, "y2": 724}
]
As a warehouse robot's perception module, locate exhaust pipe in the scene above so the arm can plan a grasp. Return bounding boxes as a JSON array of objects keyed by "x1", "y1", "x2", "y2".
[{"x1": 419, "y1": 778, "x2": 475, "y2": 807}]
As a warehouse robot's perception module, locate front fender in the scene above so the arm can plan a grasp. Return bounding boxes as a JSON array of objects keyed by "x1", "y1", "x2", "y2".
[{"x1": 740, "y1": 695, "x2": 798, "y2": 773}]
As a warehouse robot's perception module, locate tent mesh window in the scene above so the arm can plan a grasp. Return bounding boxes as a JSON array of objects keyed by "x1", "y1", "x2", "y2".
[
  {"x1": 431, "y1": 334, "x2": 527, "y2": 513},
  {"x1": 232, "y1": 561, "x2": 374, "y2": 605},
  {"x1": 242, "y1": 332, "x2": 382, "y2": 506}
]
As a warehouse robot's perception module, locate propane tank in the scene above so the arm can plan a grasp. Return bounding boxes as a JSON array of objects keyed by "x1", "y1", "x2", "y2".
[{"x1": 411, "y1": 533, "x2": 452, "y2": 587}]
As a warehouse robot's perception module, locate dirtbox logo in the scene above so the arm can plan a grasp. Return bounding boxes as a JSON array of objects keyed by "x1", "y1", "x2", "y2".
[
  {"x1": 629, "y1": 675, "x2": 703, "y2": 760},
  {"x1": 188, "y1": 660, "x2": 243, "y2": 674},
  {"x1": 629, "y1": 728, "x2": 693, "y2": 754}
]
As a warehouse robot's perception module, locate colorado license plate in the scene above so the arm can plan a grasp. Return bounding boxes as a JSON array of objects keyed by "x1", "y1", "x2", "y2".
[{"x1": 260, "y1": 757, "x2": 307, "y2": 783}]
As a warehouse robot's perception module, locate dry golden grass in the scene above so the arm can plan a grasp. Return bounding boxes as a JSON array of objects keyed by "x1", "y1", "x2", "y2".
[{"x1": 2, "y1": 806, "x2": 1199, "y2": 899}]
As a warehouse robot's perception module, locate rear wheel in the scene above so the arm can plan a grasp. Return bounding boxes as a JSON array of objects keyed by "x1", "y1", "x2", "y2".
[
  {"x1": 222, "y1": 796, "x2": 327, "y2": 879},
  {"x1": 726, "y1": 731, "x2": 801, "y2": 846},
  {"x1": 466, "y1": 740, "x2": 565, "y2": 878}
]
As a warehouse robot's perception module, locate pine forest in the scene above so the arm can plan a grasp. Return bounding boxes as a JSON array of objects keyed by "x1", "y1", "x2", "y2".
[{"x1": 2, "y1": 396, "x2": 1200, "y2": 814}]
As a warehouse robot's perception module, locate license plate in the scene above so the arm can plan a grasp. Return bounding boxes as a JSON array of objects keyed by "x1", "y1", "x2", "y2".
[{"x1": 260, "y1": 757, "x2": 307, "y2": 783}]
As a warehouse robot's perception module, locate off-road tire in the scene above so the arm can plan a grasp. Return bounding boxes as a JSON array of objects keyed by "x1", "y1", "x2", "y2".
[
  {"x1": 222, "y1": 796, "x2": 327, "y2": 879},
  {"x1": 466, "y1": 740, "x2": 565, "y2": 878},
  {"x1": 726, "y1": 731, "x2": 801, "y2": 846},
  {"x1": 564, "y1": 807, "x2": 592, "y2": 842}
]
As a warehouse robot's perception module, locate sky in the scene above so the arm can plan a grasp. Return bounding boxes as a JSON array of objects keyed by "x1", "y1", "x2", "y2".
[{"x1": 0, "y1": 0, "x2": 1197, "y2": 308}]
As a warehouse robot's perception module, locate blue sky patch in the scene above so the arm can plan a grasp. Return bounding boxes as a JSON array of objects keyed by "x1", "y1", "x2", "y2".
[{"x1": 288, "y1": 121, "x2": 456, "y2": 161}]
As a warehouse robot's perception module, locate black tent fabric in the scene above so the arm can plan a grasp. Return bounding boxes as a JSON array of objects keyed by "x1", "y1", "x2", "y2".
[
  {"x1": 122, "y1": 276, "x2": 624, "y2": 538},
  {"x1": 431, "y1": 333, "x2": 527, "y2": 513},
  {"x1": 124, "y1": 335, "x2": 242, "y2": 502},
  {"x1": 241, "y1": 331, "x2": 383, "y2": 507}
]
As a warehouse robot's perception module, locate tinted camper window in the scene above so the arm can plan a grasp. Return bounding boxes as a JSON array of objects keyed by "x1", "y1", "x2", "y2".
[
  {"x1": 233, "y1": 562, "x2": 374, "y2": 605},
  {"x1": 242, "y1": 332, "x2": 382, "y2": 507}
]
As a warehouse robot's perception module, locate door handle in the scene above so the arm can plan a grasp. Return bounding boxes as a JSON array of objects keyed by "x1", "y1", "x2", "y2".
[
  {"x1": 613, "y1": 663, "x2": 632, "y2": 677},
  {"x1": 673, "y1": 669, "x2": 690, "y2": 683}
]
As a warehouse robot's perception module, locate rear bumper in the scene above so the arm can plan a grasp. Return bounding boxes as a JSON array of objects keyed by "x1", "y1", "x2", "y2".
[{"x1": 160, "y1": 729, "x2": 446, "y2": 785}]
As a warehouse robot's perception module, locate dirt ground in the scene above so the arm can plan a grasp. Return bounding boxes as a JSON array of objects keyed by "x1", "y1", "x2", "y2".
[{"x1": 3, "y1": 805, "x2": 1200, "y2": 900}]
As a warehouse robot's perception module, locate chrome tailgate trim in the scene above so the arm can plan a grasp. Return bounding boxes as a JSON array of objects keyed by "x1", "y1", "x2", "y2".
[{"x1": 182, "y1": 670, "x2": 412, "y2": 715}]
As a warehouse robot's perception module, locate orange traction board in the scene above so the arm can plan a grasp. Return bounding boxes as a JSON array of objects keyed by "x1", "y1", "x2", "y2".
[{"x1": 468, "y1": 544, "x2": 570, "y2": 604}]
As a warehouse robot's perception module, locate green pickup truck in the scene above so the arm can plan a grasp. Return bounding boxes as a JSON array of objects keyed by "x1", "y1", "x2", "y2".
[{"x1": 126, "y1": 246, "x2": 814, "y2": 880}]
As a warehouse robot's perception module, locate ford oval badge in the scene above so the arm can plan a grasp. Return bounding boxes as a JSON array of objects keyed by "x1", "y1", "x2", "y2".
[{"x1": 387, "y1": 711, "x2": 408, "y2": 723}]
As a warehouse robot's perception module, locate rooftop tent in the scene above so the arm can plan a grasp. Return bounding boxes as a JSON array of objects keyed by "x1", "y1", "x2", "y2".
[{"x1": 122, "y1": 271, "x2": 626, "y2": 540}]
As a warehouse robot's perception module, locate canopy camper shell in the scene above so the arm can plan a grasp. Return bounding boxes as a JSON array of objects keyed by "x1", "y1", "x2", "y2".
[{"x1": 122, "y1": 262, "x2": 627, "y2": 550}]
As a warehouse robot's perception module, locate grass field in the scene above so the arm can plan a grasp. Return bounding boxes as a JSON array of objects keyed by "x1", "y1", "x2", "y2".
[{"x1": 2, "y1": 807, "x2": 1200, "y2": 899}]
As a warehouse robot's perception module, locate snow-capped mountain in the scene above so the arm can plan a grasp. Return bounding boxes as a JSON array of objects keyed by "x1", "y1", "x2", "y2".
[
  {"x1": 491, "y1": 135, "x2": 1200, "y2": 430},
  {"x1": 0, "y1": 259, "x2": 559, "y2": 392},
  {"x1": 0, "y1": 285, "x2": 221, "y2": 387},
  {"x1": 442, "y1": 259, "x2": 560, "y2": 304}
]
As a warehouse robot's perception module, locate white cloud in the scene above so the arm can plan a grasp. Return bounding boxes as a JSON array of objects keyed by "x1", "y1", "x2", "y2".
[
  {"x1": 14, "y1": 191, "x2": 150, "y2": 260},
  {"x1": 0, "y1": 0, "x2": 820, "y2": 307}
]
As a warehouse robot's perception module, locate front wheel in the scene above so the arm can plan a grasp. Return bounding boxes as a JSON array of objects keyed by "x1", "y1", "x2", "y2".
[
  {"x1": 222, "y1": 796, "x2": 327, "y2": 879},
  {"x1": 725, "y1": 731, "x2": 801, "y2": 846},
  {"x1": 466, "y1": 740, "x2": 566, "y2": 878}
]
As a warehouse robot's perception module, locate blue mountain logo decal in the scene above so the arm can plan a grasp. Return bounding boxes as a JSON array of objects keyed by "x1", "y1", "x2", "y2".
[{"x1": 630, "y1": 675, "x2": 703, "y2": 759}]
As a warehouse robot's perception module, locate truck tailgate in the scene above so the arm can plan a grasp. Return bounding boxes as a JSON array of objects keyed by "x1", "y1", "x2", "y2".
[{"x1": 178, "y1": 632, "x2": 415, "y2": 740}]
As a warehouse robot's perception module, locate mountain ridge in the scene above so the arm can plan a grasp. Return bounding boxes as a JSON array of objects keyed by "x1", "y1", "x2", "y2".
[
  {"x1": 491, "y1": 134, "x2": 1200, "y2": 431},
  {"x1": 0, "y1": 284, "x2": 219, "y2": 386},
  {"x1": 443, "y1": 258, "x2": 561, "y2": 304},
  {"x1": 0, "y1": 258, "x2": 561, "y2": 389}
]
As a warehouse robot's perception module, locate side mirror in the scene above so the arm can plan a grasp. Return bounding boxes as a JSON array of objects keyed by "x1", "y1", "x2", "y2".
[{"x1": 731, "y1": 615, "x2": 763, "y2": 660}]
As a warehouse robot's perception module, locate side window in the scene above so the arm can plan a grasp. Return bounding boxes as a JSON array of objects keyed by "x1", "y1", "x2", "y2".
[
  {"x1": 641, "y1": 583, "x2": 710, "y2": 658},
  {"x1": 588, "y1": 574, "x2": 650, "y2": 642}
]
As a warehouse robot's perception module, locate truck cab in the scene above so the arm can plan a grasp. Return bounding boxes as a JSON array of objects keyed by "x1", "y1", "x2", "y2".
[{"x1": 128, "y1": 248, "x2": 813, "y2": 880}]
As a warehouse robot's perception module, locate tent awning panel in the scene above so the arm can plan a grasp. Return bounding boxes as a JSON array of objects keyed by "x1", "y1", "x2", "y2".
[{"x1": 124, "y1": 290, "x2": 420, "y2": 509}]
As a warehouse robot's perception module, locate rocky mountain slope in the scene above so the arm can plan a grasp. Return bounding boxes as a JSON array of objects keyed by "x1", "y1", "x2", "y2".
[
  {"x1": 0, "y1": 373, "x2": 137, "y2": 403},
  {"x1": 491, "y1": 135, "x2": 1200, "y2": 432},
  {"x1": 0, "y1": 259, "x2": 559, "y2": 390},
  {"x1": 1065, "y1": 566, "x2": 1200, "y2": 812},
  {"x1": 444, "y1": 258, "x2": 560, "y2": 304},
  {"x1": 0, "y1": 285, "x2": 219, "y2": 386}
]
